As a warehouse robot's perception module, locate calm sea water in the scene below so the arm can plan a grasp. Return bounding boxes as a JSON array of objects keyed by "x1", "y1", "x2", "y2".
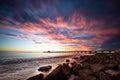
[
  {"x1": 0, "y1": 52, "x2": 76, "y2": 80},
  {"x1": 0, "y1": 52, "x2": 75, "y2": 59}
]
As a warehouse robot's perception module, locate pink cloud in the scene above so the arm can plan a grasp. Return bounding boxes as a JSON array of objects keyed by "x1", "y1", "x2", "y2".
[{"x1": 0, "y1": 12, "x2": 119, "y2": 50}]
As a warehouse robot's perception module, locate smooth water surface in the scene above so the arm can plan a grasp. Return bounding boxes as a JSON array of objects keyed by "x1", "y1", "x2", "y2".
[{"x1": 0, "y1": 52, "x2": 77, "y2": 80}]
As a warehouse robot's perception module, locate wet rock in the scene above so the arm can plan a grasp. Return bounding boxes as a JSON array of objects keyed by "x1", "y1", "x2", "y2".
[
  {"x1": 80, "y1": 55, "x2": 100, "y2": 64},
  {"x1": 38, "y1": 65, "x2": 52, "y2": 72},
  {"x1": 103, "y1": 60, "x2": 110, "y2": 64},
  {"x1": 81, "y1": 63, "x2": 90, "y2": 69},
  {"x1": 73, "y1": 57, "x2": 78, "y2": 60},
  {"x1": 111, "y1": 74, "x2": 120, "y2": 80},
  {"x1": 105, "y1": 69, "x2": 120, "y2": 76},
  {"x1": 70, "y1": 61, "x2": 76, "y2": 66},
  {"x1": 44, "y1": 65, "x2": 68, "y2": 80},
  {"x1": 95, "y1": 71, "x2": 111, "y2": 80},
  {"x1": 84, "y1": 75, "x2": 97, "y2": 80},
  {"x1": 62, "y1": 63, "x2": 71, "y2": 76},
  {"x1": 71, "y1": 63, "x2": 82, "y2": 75},
  {"x1": 78, "y1": 69, "x2": 93, "y2": 75},
  {"x1": 68, "y1": 75, "x2": 80, "y2": 80},
  {"x1": 118, "y1": 64, "x2": 120, "y2": 70},
  {"x1": 66, "y1": 59, "x2": 70, "y2": 63},
  {"x1": 105, "y1": 63, "x2": 118, "y2": 70},
  {"x1": 78, "y1": 73, "x2": 97, "y2": 80},
  {"x1": 78, "y1": 68, "x2": 97, "y2": 80},
  {"x1": 90, "y1": 64, "x2": 105, "y2": 73},
  {"x1": 78, "y1": 69, "x2": 97, "y2": 80},
  {"x1": 27, "y1": 73, "x2": 44, "y2": 80}
]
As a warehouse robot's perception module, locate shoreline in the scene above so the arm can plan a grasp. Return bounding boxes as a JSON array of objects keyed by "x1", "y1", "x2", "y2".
[
  {"x1": 0, "y1": 53, "x2": 78, "y2": 80},
  {"x1": 27, "y1": 53, "x2": 120, "y2": 80}
]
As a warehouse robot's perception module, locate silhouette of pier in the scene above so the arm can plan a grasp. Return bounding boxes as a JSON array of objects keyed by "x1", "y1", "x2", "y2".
[{"x1": 45, "y1": 50, "x2": 116, "y2": 54}]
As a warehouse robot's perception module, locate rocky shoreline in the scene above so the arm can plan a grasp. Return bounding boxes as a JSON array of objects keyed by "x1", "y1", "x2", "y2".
[{"x1": 27, "y1": 53, "x2": 120, "y2": 80}]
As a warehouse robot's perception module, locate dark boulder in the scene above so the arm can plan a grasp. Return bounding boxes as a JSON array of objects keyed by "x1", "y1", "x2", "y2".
[
  {"x1": 62, "y1": 63, "x2": 71, "y2": 76},
  {"x1": 78, "y1": 69, "x2": 93, "y2": 75},
  {"x1": 44, "y1": 65, "x2": 68, "y2": 80},
  {"x1": 78, "y1": 68, "x2": 97, "y2": 80},
  {"x1": 38, "y1": 65, "x2": 52, "y2": 72},
  {"x1": 95, "y1": 71, "x2": 111, "y2": 80},
  {"x1": 105, "y1": 69, "x2": 120, "y2": 76},
  {"x1": 78, "y1": 72, "x2": 97, "y2": 80},
  {"x1": 66, "y1": 59, "x2": 70, "y2": 63},
  {"x1": 119, "y1": 64, "x2": 120, "y2": 70},
  {"x1": 70, "y1": 61, "x2": 76, "y2": 66},
  {"x1": 105, "y1": 63, "x2": 118, "y2": 70},
  {"x1": 90, "y1": 64, "x2": 105, "y2": 73},
  {"x1": 71, "y1": 63, "x2": 82, "y2": 75},
  {"x1": 27, "y1": 73, "x2": 44, "y2": 80}
]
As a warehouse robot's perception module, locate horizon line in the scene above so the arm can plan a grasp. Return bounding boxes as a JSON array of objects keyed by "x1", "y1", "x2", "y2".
[{"x1": 0, "y1": 49, "x2": 119, "y2": 53}]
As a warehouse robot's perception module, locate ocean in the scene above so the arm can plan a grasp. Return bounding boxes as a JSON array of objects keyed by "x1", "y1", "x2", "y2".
[{"x1": 0, "y1": 52, "x2": 77, "y2": 80}]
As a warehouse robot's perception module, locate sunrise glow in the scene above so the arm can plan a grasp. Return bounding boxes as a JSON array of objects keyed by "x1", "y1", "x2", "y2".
[{"x1": 0, "y1": 0, "x2": 120, "y2": 52}]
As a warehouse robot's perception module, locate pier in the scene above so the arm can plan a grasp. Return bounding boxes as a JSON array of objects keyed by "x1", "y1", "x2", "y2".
[{"x1": 45, "y1": 50, "x2": 116, "y2": 54}]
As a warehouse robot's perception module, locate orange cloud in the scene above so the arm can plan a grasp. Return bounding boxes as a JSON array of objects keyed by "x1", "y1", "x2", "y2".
[{"x1": 1, "y1": 12, "x2": 119, "y2": 51}]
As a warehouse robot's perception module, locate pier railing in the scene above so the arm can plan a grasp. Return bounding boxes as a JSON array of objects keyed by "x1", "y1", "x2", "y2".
[{"x1": 45, "y1": 50, "x2": 118, "y2": 54}]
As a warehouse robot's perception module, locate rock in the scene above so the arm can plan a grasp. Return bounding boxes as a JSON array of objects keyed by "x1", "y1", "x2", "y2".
[
  {"x1": 62, "y1": 63, "x2": 71, "y2": 76},
  {"x1": 78, "y1": 69, "x2": 93, "y2": 75},
  {"x1": 44, "y1": 65, "x2": 68, "y2": 80},
  {"x1": 95, "y1": 71, "x2": 111, "y2": 80},
  {"x1": 78, "y1": 68, "x2": 97, "y2": 80},
  {"x1": 71, "y1": 63, "x2": 82, "y2": 75},
  {"x1": 72, "y1": 57, "x2": 79, "y2": 60},
  {"x1": 90, "y1": 64, "x2": 105, "y2": 73},
  {"x1": 78, "y1": 70, "x2": 96, "y2": 80},
  {"x1": 85, "y1": 76, "x2": 98, "y2": 80},
  {"x1": 27, "y1": 73, "x2": 44, "y2": 80},
  {"x1": 111, "y1": 74, "x2": 120, "y2": 80},
  {"x1": 81, "y1": 63, "x2": 90, "y2": 69},
  {"x1": 105, "y1": 63, "x2": 118, "y2": 70},
  {"x1": 66, "y1": 59, "x2": 70, "y2": 63},
  {"x1": 105, "y1": 69, "x2": 120, "y2": 76},
  {"x1": 103, "y1": 60, "x2": 110, "y2": 64},
  {"x1": 78, "y1": 72, "x2": 97, "y2": 80},
  {"x1": 118, "y1": 64, "x2": 120, "y2": 70},
  {"x1": 83, "y1": 75, "x2": 97, "y2": 80},
  {"x1": 38, "y1": 65, "x2": 52, "y2": 72},
  {"x1": 70, "y1": 61, "x2": 76, "y2": 66},
  {"x1": 68, "y1": 75, "x2": 80, "y2": 80}
]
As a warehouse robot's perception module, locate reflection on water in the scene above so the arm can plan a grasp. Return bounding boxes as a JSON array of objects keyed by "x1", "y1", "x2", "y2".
[{"x1": 0, "y1": 52, "x2": 75, "y2": 59}]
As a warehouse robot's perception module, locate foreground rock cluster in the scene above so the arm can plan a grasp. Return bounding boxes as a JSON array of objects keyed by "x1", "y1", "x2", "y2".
[{"x1": 27, "y1": 53, "x2": 120, "y2": 80}]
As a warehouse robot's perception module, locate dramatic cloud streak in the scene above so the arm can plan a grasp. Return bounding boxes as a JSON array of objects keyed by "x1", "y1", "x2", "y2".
[{"x1": 0, "y1": 0, "x2": 120, "y2": 51}]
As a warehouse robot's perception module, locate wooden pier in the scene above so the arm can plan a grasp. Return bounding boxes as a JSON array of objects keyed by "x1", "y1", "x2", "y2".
[{"x1": 45, "y1": 50, "x2": 116, "y2": 54}]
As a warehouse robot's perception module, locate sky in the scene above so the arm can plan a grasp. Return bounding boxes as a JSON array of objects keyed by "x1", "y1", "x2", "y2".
[{"x1": 0, "y1": 0, "x2": 120, "y2": 52}]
